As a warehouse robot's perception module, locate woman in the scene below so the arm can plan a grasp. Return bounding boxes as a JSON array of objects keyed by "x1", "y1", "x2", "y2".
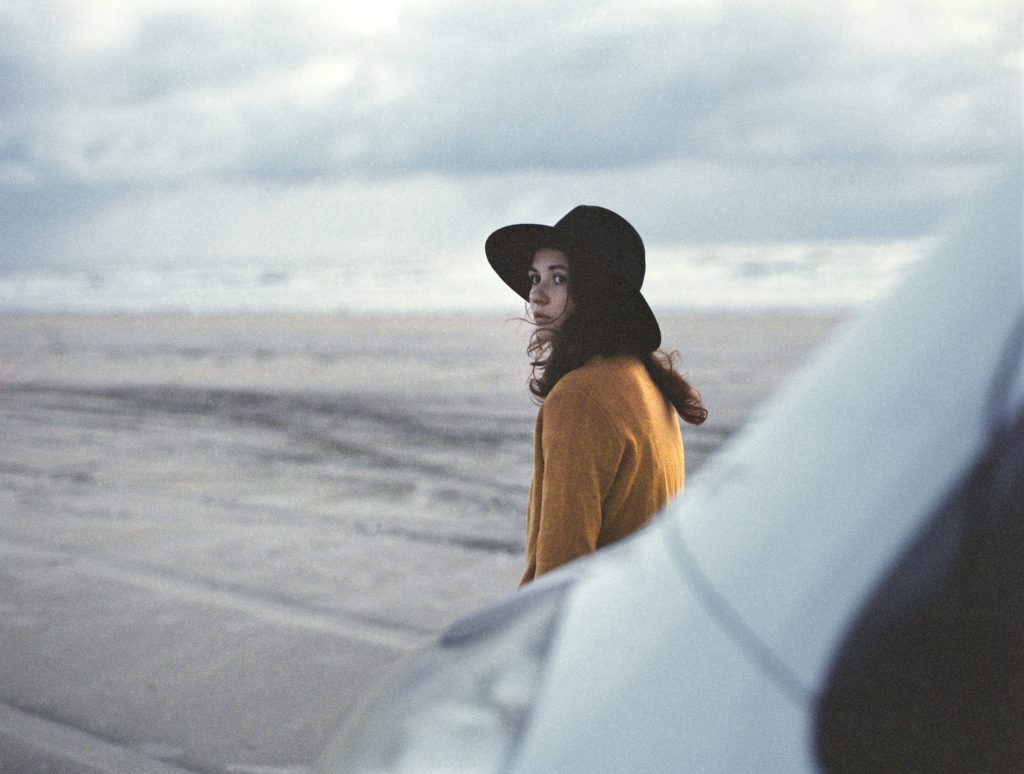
[{"x1": 485, "y1": 205, "x2": 707, "y2": 585}]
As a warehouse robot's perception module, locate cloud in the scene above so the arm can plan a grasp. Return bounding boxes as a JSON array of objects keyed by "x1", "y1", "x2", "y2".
[
  {"x1": 5, "y1": 0, "x2": 1018, "y2": 181},
  {"x1": 411, "y1": 0, "x2": 1018, "y2": 173},
  {"x1": 0, "y1": 0, "x2": 1018, "y2": 267}
]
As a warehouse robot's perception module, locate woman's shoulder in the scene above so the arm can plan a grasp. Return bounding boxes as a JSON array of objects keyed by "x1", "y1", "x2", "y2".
[{"x1": 549, "y1": 355, "x2": 643, "y2": 402}]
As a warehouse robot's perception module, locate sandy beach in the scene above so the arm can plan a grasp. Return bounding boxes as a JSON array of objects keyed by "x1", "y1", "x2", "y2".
[{"x1": 0, "y1": 311, "x2": 843, "y2": 773}]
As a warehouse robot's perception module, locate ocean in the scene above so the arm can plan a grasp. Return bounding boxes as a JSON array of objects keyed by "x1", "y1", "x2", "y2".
[{"x1": 0, "y1": 238, "x2": 932, "y2": 315}]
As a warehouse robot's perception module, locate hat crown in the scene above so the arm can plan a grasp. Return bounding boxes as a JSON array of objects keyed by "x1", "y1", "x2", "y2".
[{"x1": 554, "y1": 205, "x2": 646, "y2": 290}]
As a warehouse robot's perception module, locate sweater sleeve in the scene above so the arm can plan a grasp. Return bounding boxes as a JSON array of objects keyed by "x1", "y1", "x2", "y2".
[{"x1": 532, "y1": 387, "x2": 625, "y2": 576}]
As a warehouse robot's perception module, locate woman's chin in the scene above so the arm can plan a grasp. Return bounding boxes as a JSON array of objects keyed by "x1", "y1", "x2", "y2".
[{"x1": 533, "y1": 325, "x2": 557, "y2": 342}]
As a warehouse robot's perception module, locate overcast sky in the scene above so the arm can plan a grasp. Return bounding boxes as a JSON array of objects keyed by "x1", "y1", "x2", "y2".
[{"x1": 1, "y1": 0, "x2": 1019, "y2": 271}]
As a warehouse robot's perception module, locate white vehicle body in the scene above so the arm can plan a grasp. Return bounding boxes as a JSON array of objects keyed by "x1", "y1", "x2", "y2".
[{"x1": 319, "y1": 169, "x2": 1022, "y2": 773}]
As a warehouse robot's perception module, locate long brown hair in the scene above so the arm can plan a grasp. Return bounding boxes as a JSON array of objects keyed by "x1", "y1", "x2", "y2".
[{"x1": 527, "y1": 248, "x2": 707, "y2": 426}]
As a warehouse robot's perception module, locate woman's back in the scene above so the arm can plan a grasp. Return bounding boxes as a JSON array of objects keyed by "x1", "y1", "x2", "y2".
[{"x1": 522, "y1": 355, "x2": 684, "y2": 583}]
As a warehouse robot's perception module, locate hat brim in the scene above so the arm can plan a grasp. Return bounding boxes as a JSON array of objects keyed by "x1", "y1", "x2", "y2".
[{"x1": 485, "y1": 222, "x2": 661, "y2": 352}]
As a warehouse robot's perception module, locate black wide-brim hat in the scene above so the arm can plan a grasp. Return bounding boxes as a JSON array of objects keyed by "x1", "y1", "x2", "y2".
[{"x1": 485, "y1": 205, "x2": 661, "y2": 352}]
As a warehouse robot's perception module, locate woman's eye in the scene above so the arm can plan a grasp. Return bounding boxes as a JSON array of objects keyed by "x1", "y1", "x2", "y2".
[
  {"x1": 528, "y1": 274, "x2": 540, "y2": 285},
  {"x1": 554, "y1": 274, "x2": 568, "y2": 285}
]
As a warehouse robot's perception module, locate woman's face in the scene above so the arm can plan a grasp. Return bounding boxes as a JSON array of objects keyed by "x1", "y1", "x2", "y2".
[{"x1": 528, "y1": 247, "x2": 574, "y2": 336}]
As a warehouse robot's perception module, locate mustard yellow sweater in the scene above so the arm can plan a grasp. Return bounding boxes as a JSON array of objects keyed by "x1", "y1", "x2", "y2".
[{"x1": 520, "y1": 355, "x2": 684, "y2": 585}]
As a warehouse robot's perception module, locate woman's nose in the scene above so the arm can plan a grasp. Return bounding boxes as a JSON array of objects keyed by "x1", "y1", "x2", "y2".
[{"x1": 529, "y1": 281, "x2": 547, "y2": 304}]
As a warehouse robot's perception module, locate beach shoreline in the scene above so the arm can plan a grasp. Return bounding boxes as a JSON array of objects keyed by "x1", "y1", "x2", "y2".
[{"x1": 0, "y1": 310, "x2": 845, "y2": 771}]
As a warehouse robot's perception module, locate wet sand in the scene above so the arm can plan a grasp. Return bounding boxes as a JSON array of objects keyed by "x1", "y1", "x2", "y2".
[{"x1": 0, "y1": 311, "x2": 844, "y2": 772}]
